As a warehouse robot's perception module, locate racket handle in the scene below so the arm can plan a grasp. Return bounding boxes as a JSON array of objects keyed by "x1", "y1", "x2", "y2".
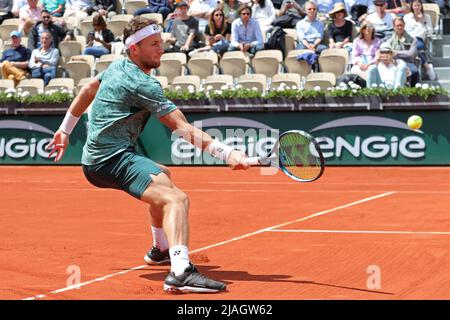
[{"x1": 243, "y1": 157, "x2": 260, "y2": 165}]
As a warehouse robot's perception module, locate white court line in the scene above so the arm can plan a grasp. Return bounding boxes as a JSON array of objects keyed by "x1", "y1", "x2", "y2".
[
  {"x1": 268, "y1": 229, "x2": 450, "y2": 235},
  {"x1": 21, "y1": 191, "x2": 395, "y2": 300}
]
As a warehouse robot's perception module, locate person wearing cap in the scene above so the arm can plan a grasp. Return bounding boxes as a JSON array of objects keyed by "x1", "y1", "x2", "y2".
[
  {"x1": 364, "y1": 0, "x2": 395, "y2": 41},
  {"x1": 328, "y1": 2, "x2": 353, "y2": 52},
  {"x1": 164, "y1": 1, "x2": 200, "y2": 55},
  {"x1": 295, "y1": 0, "x2": 327, "y2": 54},
  {"x1": 0, "y1": 31, "x2": 31, "y2": 86},
  {"x1": 46, "y1": 16, "x2": 249, "y2": 295},
  {"x1": 386, "y1": 16, "x2": 420, "y2": 86},
  {"x1": 366, "y1": 41, "x2": 408, "y2": 88},
  {"x1": 29, "y1": 31, "x2": 60, "y2": 85}
]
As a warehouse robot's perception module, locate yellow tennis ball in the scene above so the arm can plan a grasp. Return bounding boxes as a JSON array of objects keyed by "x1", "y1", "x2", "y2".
[{"x1": 407, "y1": 115, "x2": 423, "y2": 130}]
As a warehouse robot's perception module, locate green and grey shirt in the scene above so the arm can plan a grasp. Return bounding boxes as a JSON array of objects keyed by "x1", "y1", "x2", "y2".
[{"x1": 81, "y1": 58, "x2": 177, "y2": 166}]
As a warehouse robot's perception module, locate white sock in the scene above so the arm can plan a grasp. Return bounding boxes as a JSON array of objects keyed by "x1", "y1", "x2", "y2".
[
  {"x1": 151, "y1": 226, "x2": 169, "y2": 251},
  {"x1": 169, "y1": 245, "x2": 190, "y2": 276}
]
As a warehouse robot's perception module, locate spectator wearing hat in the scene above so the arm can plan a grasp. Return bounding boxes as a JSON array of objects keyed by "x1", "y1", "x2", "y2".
[
  {"x1": 164, "y1": 1, "x2": 200, "y2": 55},
  {"x1": 350, "y1": 21, "x2": 381, "y2": 80},
  {"x1": 328, "y1": 2, "x2": 353, "y2": 52},
  {"x1": 386, "y1": 16, "x2": 420, "y2": 86},
  {"x1": 19, "y1": 0, "x2": 43, "y2": 36},
  {"x1": 0, "y1": 31, "x2": 31, "y2": 86},
  {"x1": 133, "y1": 0, "x2": 171, "y2": 20},
  {"x1": 295, "y1": 0, "x2": 327, "y2": 54},
  {"x1": 0, "y1": 0, "x2": 14, "y2": 24},
  {"x1": 188, "y1": 0, "x2": 218, "y2": 34},
  {"x1": 366, "y1": 41, "x2": 408, "y2": 88},
  {"x1": 229, "y1": 5, "x2": 264, "y2": 55},
  {"x1": 364, "y1": 0, "x2": 394, "y2": 41},
  {"x1": 29, "y1": 31, "x2": 60, "y2": 86}
]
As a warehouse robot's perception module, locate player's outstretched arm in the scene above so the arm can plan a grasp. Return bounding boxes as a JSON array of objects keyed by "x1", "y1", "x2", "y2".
[
  {"x1": 46, "y1": 77, "x2": 101, "y2": 162},
  {"x1": 159, "y1": 109, "x2": 249, "y2": 170}
]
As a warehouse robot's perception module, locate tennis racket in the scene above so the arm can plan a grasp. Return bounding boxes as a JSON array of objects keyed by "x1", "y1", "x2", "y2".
[{"x1": 243, "y1": 130, "x2": 325, "y2": 182}]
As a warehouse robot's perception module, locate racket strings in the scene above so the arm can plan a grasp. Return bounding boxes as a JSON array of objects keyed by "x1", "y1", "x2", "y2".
[{"x1": 279, "y1": 133, "x2": 322, "y2": 181}]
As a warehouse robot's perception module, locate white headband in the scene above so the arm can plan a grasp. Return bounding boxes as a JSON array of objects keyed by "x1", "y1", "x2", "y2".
[{"x1": 125, "y1": 24, "x2": 160, "y2": 47}]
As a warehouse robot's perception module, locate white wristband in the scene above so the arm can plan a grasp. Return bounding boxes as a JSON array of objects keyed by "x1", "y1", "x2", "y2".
[
  {"x1": 208, "y1": 139, "x2": 234, "y2": 162},
  {"x1": 59, "y1": 112, "x2": 80, "y2": 135}
]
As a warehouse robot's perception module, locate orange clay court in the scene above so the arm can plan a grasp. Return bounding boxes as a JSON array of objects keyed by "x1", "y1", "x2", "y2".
[{"x1": 1, "y1": 166, "x2": 450, "y2": 300}]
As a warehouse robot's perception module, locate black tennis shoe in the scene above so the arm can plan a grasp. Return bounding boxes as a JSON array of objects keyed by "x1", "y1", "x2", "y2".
[
  {"x1": 164, "y1": 263, "x2": 226, "y2": 293},
  {"x1": 144, "y1": 246, "x2": 170, "y2": 265}
]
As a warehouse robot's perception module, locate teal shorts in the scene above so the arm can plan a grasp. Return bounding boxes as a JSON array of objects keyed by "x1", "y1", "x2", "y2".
[{"x1": 82, "y1": 147, "x2": 163, "y2": 200}]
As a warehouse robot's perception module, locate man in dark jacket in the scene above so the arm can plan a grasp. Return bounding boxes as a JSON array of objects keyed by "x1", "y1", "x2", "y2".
[
  {"x1": 28, "y1": 10, "x2": 73, "y2": 50},
  {"x1": 1, "y1": 31, "x2": 31, "y2": 86}
]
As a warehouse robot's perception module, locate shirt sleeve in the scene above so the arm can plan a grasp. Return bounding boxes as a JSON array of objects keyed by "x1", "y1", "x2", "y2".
[{"x1": 135, "y1": 79, "x2": 177, "y2": 118}]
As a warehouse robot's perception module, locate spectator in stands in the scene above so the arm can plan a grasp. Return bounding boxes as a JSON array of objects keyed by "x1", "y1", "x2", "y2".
[
  {"x1": 384, "y1": 0, "x2": 411, "y2": 15},
  {"x1": 91, "y1": 0, "x2": 117, "y2": 20},
  {"x1": 28, "y1": 10, "x2": 72, "y2": 50},
  {"x1": 228, "y1": 5, "x2": 264, "y2": 55},
  {"x1": 19, "y1": 0, "x2": 43, "y2": 35},
  {"x1": 316, "y1": 0, "x2": 343, "y2": 19},
  {"x1": 83, "y1": 15, "x2": 114, "y2": 58},
  {"x1": 1, "y1": 31, "x2": 31, "y2": 86},
  {"x1": 12, "y1": 0, "x2": 27, "y2": 17},
  {"x1": 0, "y1": 0, "x2": 14, "y2": 24},
  {"x1": 188, "y1": 0, "x2": 218, "y2": 34},
  {"x1": 41, "y1": 0, "x2": 65, "y2": 17},
  {"x1": 164, "y1": 1, "x2": 200, "y2": 55},
  {"x1": 190, "y1": 7, "x2": 231, "y2": 55},
  {"x1": 345, "y1": 0, "x2": 370, "y2": 24},
  {"x1": 328, "y1": 2, "x2": 353, "y2": 52},
  {"x1": 386, "y1": 16, "x2": 420, "y2": 86},
  {"x1": 133, "y1": 0, "x2": 171, "y2": 20},
  {"x1": 295, "y1": 0, "x2": 327, "y2": 54},
  {"x1": 365, "y1": 0, "x2": 394, "y2": 41},
  {"x1": 63, "y1": 0, "x2": 92, "y2": 22},
  {"x1": 29, "y1": 31, "x2": 60, "y2": 85},
  {"x1": 274, "y1": 0, "x2": 305, "y2": 27},
  {"x1": 366, "y1": 41, "x2": 408, "y2": 88},
  {"x1": 220, "y1": 0, "x2": 239, "y2": 23},
  {"x1": 252, "y1": 0, "x2": 276, "y2": 34},
  {"x1": 404, "y1": 0, "x2": 436, "y2": 80},
  {"x1": 350, "y1": 21, "x2": 381, "y2": 80}
]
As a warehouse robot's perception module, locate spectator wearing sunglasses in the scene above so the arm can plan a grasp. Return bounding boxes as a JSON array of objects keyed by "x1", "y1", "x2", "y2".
[
  {"x1": 28, "y1": 10, "x2": 73, "y2": 50},
  {"x1": 228, "y1": 5, "x2": 264, "y2": 55},
  {"x1": 295, "y1": 0, "x2": 327, "y2": 54},
  {"x1": 364, "y1": 0, "x2": 395, "y2": 41}
]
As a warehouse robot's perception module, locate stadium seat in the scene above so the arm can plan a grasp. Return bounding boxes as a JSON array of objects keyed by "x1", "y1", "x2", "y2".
[
  {"x1": 270, "y1": 73, "x2": 301, "y2": 90},
  {"x1": 423, "y1": 3, "x2": 440, "y2": 35},
  {"x1": 0, "y1": 79, "x2": 14, "y2": 92},
  {"x1": 219, "y1": 51, "x2": 251, "y2": 79},
  {"x1": 17, "y1": 79, "x2": 44, "y2": 95},
  {"x1": 0, "y1": 24, "x2": 18, "y2": 41},
  {"x1": 95, "y1": 54, "x2": 123, "y2": 73},
  {"x1": 59, "y1": 41, "x2": 83, "y2": 65},
  {"x1": 2, "y1": 18, "x2": 20, "y2": 27},
  {"x1": 304, "y1": 72, "x2": 336, "y2": 90},
  {"x1": 107, "y1": 15, "x2": 133, "y2": 38},
  {"x1": 75, "y1": 77, "x2": 93, "y2": 95},
  {"x1": 79, "y1": 17, "x2": 94, "y2": 36},
  {"x1": 170, "y1": 75, "x2": 201, "y2": 92},
  {"x1": 237, "y1": 73, "x2": 267, "y2": 92},
  {"x1": 154, "y1": 76, "x2": 168, "y2": 89},
  {"x1": 204, "y1": 74, "x2": 234, "y2": 91},
  {"x1": 318, "y1": 48, "x2": 349, "y2": 78},
  {"x1": 283, "y1": 28, "x2": 297, "y2": 53},
  {"x1": 157, "y1": 52, "x2": 187, "y2": 84},
  {"x1": 141, "y1": 13, "x2": 164, "y2": 26},
  {"x1": 251, "y1": 49, "x2": 284, "y2": 77},
  {"x1": 160, "y1": 32, "x2": 172, "y2": 50},
  {"x1": 65, "y1": 55, "x2": 95, "y2": 84},
  {"x1": 45, "y1": 78, "x2": 75, "y2": 93},
  {"x1": 187, "y1": 51, "x2": 219, "y2": 79},
  {"x1": 284, "y1": 49, "x2": 314, "y2": 77},
  {"x1": 125, "y1": 0, "x2": 148, "y2": 15}
]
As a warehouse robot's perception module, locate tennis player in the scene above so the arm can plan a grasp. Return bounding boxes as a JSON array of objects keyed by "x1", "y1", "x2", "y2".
[{"x1": 46, "y1": 17, "x2": 249, "y2": 294}]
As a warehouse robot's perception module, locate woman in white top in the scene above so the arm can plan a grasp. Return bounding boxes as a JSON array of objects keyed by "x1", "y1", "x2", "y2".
[
  {"x1": 403, "y1": 0, "x2": 436, "y2": 80},
  {"x1": 252, "y1": 0, "x2": 276, "y2": 34}
]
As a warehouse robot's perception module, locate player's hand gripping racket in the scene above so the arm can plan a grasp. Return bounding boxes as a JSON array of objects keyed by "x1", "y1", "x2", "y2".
[{"x1": 243, "y1": 130, "x2": 325, "y2": 182}]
